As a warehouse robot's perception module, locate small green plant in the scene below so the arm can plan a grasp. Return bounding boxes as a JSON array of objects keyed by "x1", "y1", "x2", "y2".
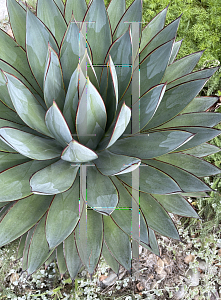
[{"x1": 0, "y1": 0, "x2": 220, "y2": 283}]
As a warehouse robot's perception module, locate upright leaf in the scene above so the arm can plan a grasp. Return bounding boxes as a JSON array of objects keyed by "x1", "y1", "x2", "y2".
[
  {"x1": 65, "y1": 0, "x2": 87, "y2": 23},
  {"x1": 113, "y1": 0, "x2": 142, "y2": 41},
  {"x1": 44, "y1": 46, "x2": 66, "y2": 110},
  {"x1": 87, "y1": 166, "x2": 119, "y2": 215},
  {"x1": 56, "y1": 244, "x2": 67, "y2": 276},
  {"x1": 45, "y1": 102, "x2": 72, "y2": 147},
  {"x1": 46, "y1": 175, "x2": 80, "y2": 249},
  {"x1": 107, "y1": 0, "x2": 125, "y2": 33},
  {"x1": 37, "y1": 0, "x2": 67, "y2": 45},
  {"x1": 85, "y1": 0, "x2": 112, "y2": 79},
  {"x1": 76, "y1": 210, "x2": 103, "y2": 275},
  {"x1": 7, "y1": 0, "x2": 26, "y2": 49},
  {"x1": 140, "y1": 6, "x2": 168, "y2": 51},
  {"x1": 5, "y1": 73, "x2": 51, "y2": 136},
  {"x1": 76, "y1": 77, "x2": 107, "y2": 149},
  {"x1": 26, "y1": 9, "x2": 58, "y2": 89},
  {"x1": 104, "y1": 216, "x2": 131, "y2": 271},
  {"x1": 27, "y1": 216, "x2": 52, "y2": 275}
]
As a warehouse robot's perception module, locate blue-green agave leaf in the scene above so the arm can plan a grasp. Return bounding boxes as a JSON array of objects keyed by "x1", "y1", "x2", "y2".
[
  {"x1": 140, "y1": 6, "x2": 168, "y2": 51},
  {"x1": 64, "y1": 231, "x2": 82, "y2": 281},
  {"x1": 5, "y1": 73, "x2": 51, "y2": 136},
  {"x1": 181, "y1": 97, "x2": 218, "y2": 114},
  {"x1": 27, "y1": 215, "x2": 53, "y2": 275},
  {"x1": 75, "y1": 209, "x2": 103, "y2": 275},
  {"x1": 0, "y1": 152, "x2": 29, "y2": 172},
  {"x1": 103, "y1": 215, "x2": 131, "y2": 271},
  {"x1": 162, "y1": 51, "x2": 204, "y2": 83},
  {"x1": 37, "y1": 0, "x2": 67, "y2": 45},
  {"x1": 30, "y1": 160, "x2": 79, "y2": 195},
  {"x1": 140, "y1": 192, "x2": 180, "y2": 240},
  {"x1": 65, "y1": 0, "x2": 87, "y2": 23},
  {"x1": 26, "y1": 9, "x2": 58, "y2": 89},
  {"x1": 44, "y1": 45, "x2": 66, "y2": 110},
  {"x1": 0, "y1": 128, "x2": 62, "y2": 160},
  {"x1": 45, "y1": 101, "x2": 72, "y2": 147},
  {"x1": 107, "y1": 0, "x2": 125, "y2": 34},
  {"x1": 168, "y1": 40, "x2": 183, "y2": 64},
  {"x1": 63, "y1": 67, "x2": 79, "y2": 134},
  {"x1": 118, "y1": 164, "x2": 182, "y2": 194},
  {"x1": 113, "y1": 0, "x2": 142, "y2": 41},
  {"x1": 76, "y1": 76, "x2": 107, "y2": 149},
  {"x1": 94, "y1": 150, "x2": 140, "y2": 176},
  {"x1": 56, "y1": 244, "x2": 67, "y2": 276},
  {"x1": 46, "y1": 174, "x2": 80, "y2": 249},
  {"x1": 102, "y1": 241, "x2": 119, "y2": 274},
  {"x1": 87, "y1": 166, "x2": 119, "y2": 215},
  {"x1": 156, "y1": 152, "x2": 220, "y2": 177},
  {"x1": 7, "y1": 0, "x2": 26, "y2": 49},
  {"x1": 0, "y1": 195, "x2": 53, "y2": 247},
  {"x1": 181, "y1": 143, "x2": 220, "y2": 157},
  {"x1": 0, "y1": 159, "x2": 57, "y2": 201},
  {"x1": 61, "y1": 140, "x2": 98, "y2": 163},
  {"x1": 109, "y1": 131, "x2": 193, "y2": 159},
  {"x1": 140, "y1": 39, "x2": 174, "y2": 96}
]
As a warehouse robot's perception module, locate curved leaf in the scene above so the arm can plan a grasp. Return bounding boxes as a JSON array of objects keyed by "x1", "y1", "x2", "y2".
[
  {"x1": 76, "y1": 77, "x2": 107, "y2": 149},
  {"x1": 75, "y1": 210, "x2": 103, "y2": 274},
  {"x1": 61, "y1": 140, "x2": 98, "y2": 163},
  {"x1": 0, "y1": 194, "x2": 53, "y2": 247},
  {"x1": 140, "y1": 192, "x2": 180, "y2": 240},
  {"x1": 22, "y1": 227, "x2": 35, "y2": 271},
  {"x1": 174, "y1": 127, "x2": 221, "y2": 152},
  {"x1": 118, "y1": 164, "x2": 182, "y2": 194},
  {"x1": 87, "y1": 166, "x2": 119, "y2": 215},
  {"x1": 181, "y1": 143, "x2": 220, "y2": 157},
  {"x1": 0, "y1": 160, "x2": 57, "y2": 202},
  {"x1": 140, "y1": 39, "x2": 173, "y2": 96},
  {"x1": 169, "y1": 40, "x2": 183, "y2": 65},
  {"x1": 140, "y1": 16, "x2": 181, "y2": 61},
  {"x1": 95, "y1": 150, "x2": 140, "y2": 176},
  {"x1": 30, "y1": 160, "x2": 79, "y2": 195},
  {"x1": 65, "y1": 0, "x2": 87, "y2": 23},
  {"x1": 162, "y1": 51, "x2": 203, "y2": 83},
  {"x1": 84, "y1": 0, "x2": 112, "y2": 79},
  {"x1": 26, "y1": 9, "x2": 58, "y2": 89},
  {"x1": 63, "y1": 68, "x2": 79, "y2": 133},
  {"x1": 37, "y1": 0, "x2": 67, "y2": 45},
  {"x1": 27, "y1": 216, "x2": 53, "y2": 275},
  {"x1": 145, "y1": 159, "x2": 212, "y2": 192},
  {"x1": 152, "y1": 194, "x2": 199, "y2": 218},
  {"x1": 5, "y1": 73, "x2": 51, "y2": 136},
  {"x1": 64, "y1": 231, "x2": 82, "y2": 281},
  {"x1": 56, "y1": 244, "x2": 67, "y2": 276},
  {"x1": 139, "y1": 84, "x2": 166, "y2": 130},
  {"x1": 109, "y1": 131, "x2": 193, "y2": 159},
  {"x1": 181, "y1": 96, "x2": 218, "y2": 114},
  {"x1": 102, "y1": 241, "x2": 119, "y2": 274},
  {"x1": 107, "y1": 0, "x2": 125, "y2": 34},
  {"x1": 113, "y1": 0, "x2": 142, "y2": 41},
  {"x1": 0, "y1": 152, "x2": 29, "y2": 172},
  {"x1": 60, "y1": 22, "x2": 85, "y2": 89},
  {"x1": 0, "y1": 28, "x2": 41, "y2": 94},
  {"x1": 45, "y1": 174, "x2": 80, "y2": 249},
  {"x1": 143, "y1": 79, "x2": 208, "y2": 130},
  {"x1": 45, "y1": 101, "x2": 72, "y2": 147},
  {"x1": 7, "y1": 0, "x2": 26, "y2": 49},
  {"x1": 140, "y1": 6, "x2": 168, "y2": 51},
  {"x1": 44, "y1": 45, "x2": 65, "y2": 110},
  {"x1": 103, "y1": 215, "x2": 131, "y2": 271},
  {"x1": 0, "y1": 128, "x2": 62, "y2": 160},
  {"x1": 157, "y1": 152, "x2": 220, "y2": 177}
]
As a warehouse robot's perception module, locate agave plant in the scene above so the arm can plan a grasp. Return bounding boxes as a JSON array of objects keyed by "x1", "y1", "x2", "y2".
[{"x1": 0, "y1": 0, "x2": 220, "y2": 280}]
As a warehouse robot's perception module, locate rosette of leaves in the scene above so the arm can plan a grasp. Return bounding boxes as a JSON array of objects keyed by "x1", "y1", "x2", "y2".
[{"x1": 0, "y1": 0, "x2": 220, "y2": 279}]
